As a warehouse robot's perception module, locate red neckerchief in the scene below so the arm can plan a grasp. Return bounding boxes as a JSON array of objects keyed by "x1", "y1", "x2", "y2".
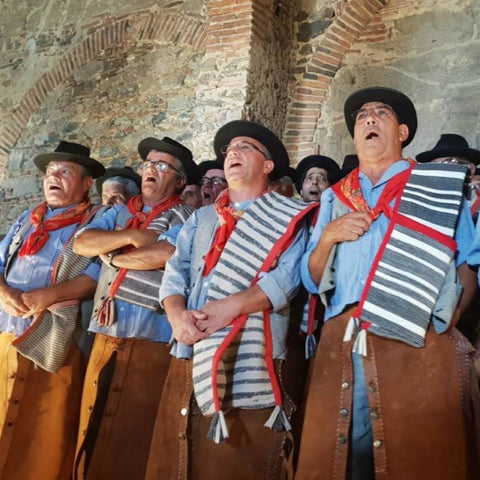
[
  {"x1": 202, "y1": 189, "x2": 246, "y2": 277},
  {"x1": 19, "y1": 201, "x2": 90, "y2": 257},
  {"x1": 96, "y1": 194, "x2": 181, "y2": 326},
  {"x1": 331, "y1": 159, "x2": 416, "y2": 220}
]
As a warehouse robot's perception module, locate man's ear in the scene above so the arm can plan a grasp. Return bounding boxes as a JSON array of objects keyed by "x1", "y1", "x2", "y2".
[
  {"x1": 399, "y1": 124, "x2": 409, "y2": 143},
  {"x1": 263, "y1": 160, "x2": 275, "y2": 175},
  {"x1": 176, "y1": 176, "x2": 187, "y2": 192},
  {"x1": 83, "y1": 176, "x2": 94, "y2": 193}
]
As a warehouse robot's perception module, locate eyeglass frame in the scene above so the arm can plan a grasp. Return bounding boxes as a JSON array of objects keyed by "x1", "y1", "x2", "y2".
[
  {"x1": 140, "y1": 160, "x2": 182, "y2": 174},
  {"x1": 199, "y1": 176, "x2": 227, "y2": 186},
  {"x1": 219, "y1": 140, "x2": 271, "y2": 159},
  {"x1": 351, "y1": 104, "x2": 398, "y2": 124}
]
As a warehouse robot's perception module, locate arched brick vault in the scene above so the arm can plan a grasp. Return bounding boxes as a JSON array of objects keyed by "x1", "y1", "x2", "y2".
[
  {"x1": 0, "y1": 11, "x2": 207, "y2": 167},
  {"x1": 283, "y1": 0, "x2": 387, "y2": 165}
]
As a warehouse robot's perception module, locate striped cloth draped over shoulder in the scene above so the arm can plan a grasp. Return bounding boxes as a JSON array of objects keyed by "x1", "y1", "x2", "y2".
[
  {"x1": 192, "y1": 192, "x2": 312, "y2": 416},
  {"x1": 357, "y1": 163, "x2": 468, "y2": 348}
]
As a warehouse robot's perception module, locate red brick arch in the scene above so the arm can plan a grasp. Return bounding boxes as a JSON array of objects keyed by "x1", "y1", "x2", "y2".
[
  {"x1": 283, "y1": 0, "x2": 387, "y2": 164},
  {"x1": 0, "y1": 11, "x2": 207, "y2": 165}
]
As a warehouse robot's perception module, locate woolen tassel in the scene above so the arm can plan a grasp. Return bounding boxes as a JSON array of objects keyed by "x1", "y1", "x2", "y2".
[
  {"x1": 264, "y1": 405, "x2": 292, "y2": 432},
  {"x1": 305, "y1": 334, "x2": 317, "y2": 359},
  {"x1": 207, "y1": 410, "x2": 229, "y2": 444},
  {"x1": 352, "y1": 328, "x2": 368, "y2": 357},
  {"x1": 343, "y1": 317, "x2": 357, "y2": 342}
]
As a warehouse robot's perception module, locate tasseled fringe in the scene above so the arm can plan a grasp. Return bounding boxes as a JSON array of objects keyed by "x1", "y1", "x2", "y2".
[
  {"x1": 343, "y1": 317, "x2": 368, "y2": 357},
  {"x1": 305, "y1": 334, "x2": 317, "y2": 359},
  {"x1": 352, "y1": 329, "x2": 367, "y2": 357},
  {"x1": 343, "y1": 317, "x2": 358, "y2": 342},
  {"x1": 264, "y1": 405, "x2": 292, "y2": 432},
  {"x1": 207, "y1": 410, "x2": 229, "y2": 444}
]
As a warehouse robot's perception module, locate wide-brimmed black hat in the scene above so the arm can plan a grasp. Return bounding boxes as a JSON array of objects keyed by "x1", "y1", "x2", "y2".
[
  {"x1": 34, "y1": 140, "x2": 105, "y2": 178},
  {"x1": 294, "y1": 155, "x2": 339, "y2": 193},
  {"x1": 95, "y1": 166, "x2": 142, "y2": 195},
  {"x1": 416, "y1": 134, "x2": 480, "y2": 165},
  {"x1": 137, "y1": 136, "x2": 197, "y2": 183},
  {"x1": 344, "y1": 86, "x2": 417, "y2": 147},
  {"x1": 198, "y1": 160, "x2": 224, "y2": 179},
  {"x1": 213, "y1": 120, "x2": 289, "y2": 181}
]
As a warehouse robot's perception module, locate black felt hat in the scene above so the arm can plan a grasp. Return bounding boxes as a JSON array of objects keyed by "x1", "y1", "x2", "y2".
[
  {"x1": 95, "y1": 166, "x2": 142, "y2": 195},
  {"x1": 294, "y1": 155, "x2": 339, "y2": 193},
  {"x1": 34, "y1": 140, "x2": 105, "y2": 178},
  {"x1": 329, "y1": 154, "x2": 359, "y2": 185},
  {"x1": 344, "y1": 86, "x2": 417, "y2": 147},
  {"x1": 213, "y1": 120, "x2": 289, "y2": 181},
  {"x1": 197, "y1": 160, "x2": 224, "y2": 179},
  {"x1": 137, "y1": 136, "x2": 197, "y2": 183},
  {"x1": 416, "y1": 134, "x2": 480, "y2": 165}
]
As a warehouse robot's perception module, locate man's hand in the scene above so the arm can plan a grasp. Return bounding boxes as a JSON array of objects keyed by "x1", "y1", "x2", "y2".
[
  {"x1": 169, "y1": 308, "x2": 208, "y2": 345},
  {"x1": 322, "y1": 212, "x2": 372, "y2": 244},
  {"x1": 0, "y1": 286, "x2": 29, "y2": 317},
  {"x1": 21, "y1": 288, "x2": 56, "y2": 318},
  {"x1": 196, "y1": 297, "x2": 239, "y2": 336}
]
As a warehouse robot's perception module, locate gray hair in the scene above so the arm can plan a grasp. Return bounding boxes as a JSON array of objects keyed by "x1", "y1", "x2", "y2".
[{"x1": 103, "y1": 176, "x2": 140, "y2": 196}]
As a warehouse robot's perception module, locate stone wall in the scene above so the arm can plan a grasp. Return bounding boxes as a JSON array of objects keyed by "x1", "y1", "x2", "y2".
[{"x1": 1, "y1": 0, "x2": 480, "y2": 232}]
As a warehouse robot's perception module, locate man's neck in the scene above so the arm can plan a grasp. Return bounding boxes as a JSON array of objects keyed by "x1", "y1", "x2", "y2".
[
  {"x1": 142, "y1": 192, "x2": 174, "y2": 207},
  {"x1": 228, "y1": 183, "x2": 267, "y2": 203},
  {"x1": 358, "y1": 155, "x2": 403, "y2": 185}
]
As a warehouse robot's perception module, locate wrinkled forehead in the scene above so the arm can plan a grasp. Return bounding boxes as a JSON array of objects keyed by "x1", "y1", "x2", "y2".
[
  {"x1": 359, "y1": 101, "x2": 392, "y2": 110},
  {"x1": 203, "y1": 168, "x2": 225, "y2": 178},
  {"x1": 305, "y1": 167, "x2": 328, "y2": 177},
  {"x1": 229, "y1": 136, "x2": 264, "y2": 149},
  {"x1": 45, "y1": 160, "x2": 81, "y2": 171}
]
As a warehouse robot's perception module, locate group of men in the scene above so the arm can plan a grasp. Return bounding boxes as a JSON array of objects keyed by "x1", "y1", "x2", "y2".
[{"x1": 0, "y1": 85, "x2": 478, "y2": 480}]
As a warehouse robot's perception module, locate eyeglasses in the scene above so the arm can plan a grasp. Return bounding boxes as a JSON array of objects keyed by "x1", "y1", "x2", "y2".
[
  {"x1": 219, "y1": 140, "x2": 269, "y2": 158},
  {"x1": 199, "y1": 176, "x2": 227, "y2": 186},
  {"x1": 431, "y1": 157, "x2": 471, "y2": 166},
  {"x1": 351, "y1": 104, "x2": 397, "y2": 123},
  {"x1": 141, "y1": 160, "x2": 180, "y2": 174}
]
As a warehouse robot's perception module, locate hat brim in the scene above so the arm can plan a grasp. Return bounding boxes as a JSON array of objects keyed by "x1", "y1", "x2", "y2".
[
  {"x1": 344, "y1": 87, "x2": 417, "y2": 147},
  {"x1": 416, "y1": 147, "x2": 480, "y2": 165},
  {"x1": 137, "y1": 137, "x2": 198, "y2": 184},
  {"x1": 197, "y1": 160, "x2": 224, "y2": 178},
  {"x1": 34, "y1": 152, "x2": 105, "y2": 178},
  {"x1": 95, "y1": 167, "x2": 142, "y2": 195},
  {"x1": 213, "y1": 120, "x2": 289, "y2": 181}
]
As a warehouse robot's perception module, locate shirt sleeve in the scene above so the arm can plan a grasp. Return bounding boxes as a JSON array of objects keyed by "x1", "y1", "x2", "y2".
[
  {"x1": 158, "y1": 224, "x2": 183, "y2": 246},
  {"x1": 256, "y1": 221, "x2": 308, "y2": 312},
  {"x1": 0, "y1": 210, "x2": 30, "y2": 275},
  {"x1": 75, "y1": 204, "x2": 121, "y2": 236},
  {"x1": 81, "y1": 257, "x2": 102, "y2": 281},
  {"x1": 454, "y1": 198, "x2": 475, "y2": 266},
  {"x1": 300, "y1": 188, "x2": 335, "y2": 294},
  {"x1": 159, "y1": 211, "x2": 199, "y2": 304}
]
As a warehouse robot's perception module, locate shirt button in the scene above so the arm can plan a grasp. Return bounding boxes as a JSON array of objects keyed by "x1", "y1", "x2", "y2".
[
  {"x1": 373, "y1": 439, "x2": 383, "y2": 448},
  {"x1": 370, "y1": 410, "x2": 379, "y2": 420},
  {"x1": 203, "y1": 282, "x2": 209, "y2": 288},
  {"x1": 337, "y1": 434, "x2": 347, "y2": 445},
  {"x1": 341, "y1": 381, "x2": 350, "y2": 390},
  {"x1": 180, "y1": 408, "x2": 188, "y2": 416},
  {"x1": 339, "y1": 408, "x2": 349, "y2": 417},
  {"x1": 367, "y1": 383, "x2": 376, "y2": 393}
]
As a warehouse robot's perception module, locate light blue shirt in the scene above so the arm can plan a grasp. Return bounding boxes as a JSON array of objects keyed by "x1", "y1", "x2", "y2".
[
  {"x1": 160, "y1": 199, "x2": 308, "y2": 357},
  {"x1": 0, "y1": 205, "x2": 100, "y2": 335},
  {"x1": 301, "y1": 160, "x2": 475, "y2": 320},
  {"x1": 467, "y1": 217, "x2": 480, "y2": 284},
  {"x1": 81, "y1": 204, "x2": 177, "y2": 342}
]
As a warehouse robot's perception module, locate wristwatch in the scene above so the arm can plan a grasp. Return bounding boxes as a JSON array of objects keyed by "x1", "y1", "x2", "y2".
[{"x1": 106, "y1": 252, "x2": 117, "y2": 268}]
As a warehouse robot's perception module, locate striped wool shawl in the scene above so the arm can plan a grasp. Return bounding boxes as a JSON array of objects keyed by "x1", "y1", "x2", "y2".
[
  {"x1": 192, "y1": 192, "x2": 316, "y2": 417},
  {"x1": 344, "y1": 163, "x2": 468, "y2": 349},
  {"x1": 9, "y1": 205, "x2": 103, "y2": 373},
  {"x1": 109, "y1": 203, "x2": 194, "y2": 312}
]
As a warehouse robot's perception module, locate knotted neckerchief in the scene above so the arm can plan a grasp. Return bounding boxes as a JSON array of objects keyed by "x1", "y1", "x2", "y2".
[
  {"x1": 203, "y1": 188, "x2": 265, "y2": 277},
  {"x1": 97, "y1": 194, "x2": 181, "y2": 326},
  {"x1": 331, "y1": 160, "x2": 416, "y2": 351},
  {"x1": 18, "y1": 201, "x2": 90, "y2": 257}
]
